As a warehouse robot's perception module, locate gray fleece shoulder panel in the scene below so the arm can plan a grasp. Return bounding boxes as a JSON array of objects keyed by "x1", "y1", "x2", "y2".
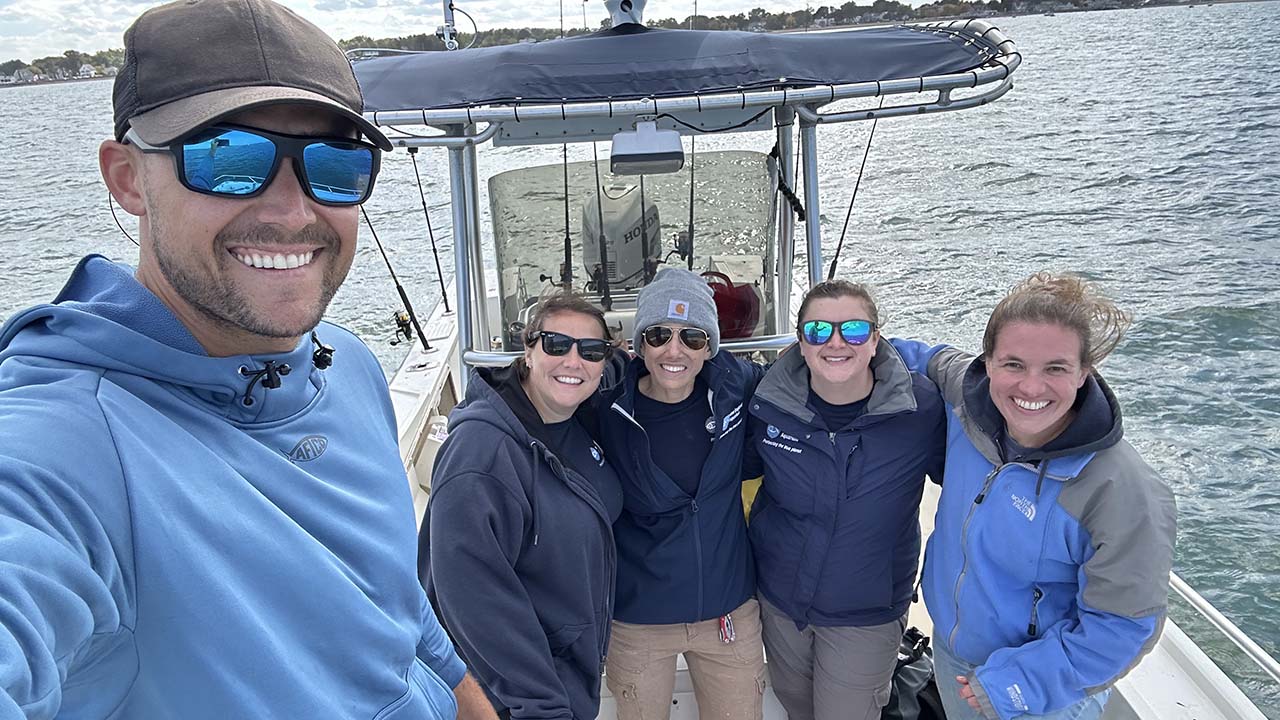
[
  {"x1": 926, "y1": 346, "x2": 973, "y2": 406},
  {"x1": 1057, "y1": 440, "x2": 1177, "y2": 618},
  {"x1": 925, "y1": 347, "x2": 1001, "y2": 463}
]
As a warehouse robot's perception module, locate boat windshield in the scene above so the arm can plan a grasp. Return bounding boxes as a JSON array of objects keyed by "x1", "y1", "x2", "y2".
[{"x1": 489, "y1": 150, "x2": 779, "y2": 351}]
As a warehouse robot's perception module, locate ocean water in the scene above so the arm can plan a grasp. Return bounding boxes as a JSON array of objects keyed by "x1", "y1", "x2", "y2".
[{"x1": 1, "y1": 2, "x2": 1277, "y2": 714}]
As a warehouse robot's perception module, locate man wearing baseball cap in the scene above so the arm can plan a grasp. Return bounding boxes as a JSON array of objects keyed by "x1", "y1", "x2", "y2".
[{"x1": 0, "y1": 1, "x2": 493, "y2": 718}]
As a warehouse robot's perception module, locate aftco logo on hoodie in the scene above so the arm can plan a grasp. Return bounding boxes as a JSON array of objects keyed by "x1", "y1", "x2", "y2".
[{"x1": 286, "y1": 435, "x2": 328, "y2": 462}]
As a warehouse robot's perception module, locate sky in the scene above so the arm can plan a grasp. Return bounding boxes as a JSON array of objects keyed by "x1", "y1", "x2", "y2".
[{"x1": 0, "y1": 0, "x2": 870, "y2": 62}]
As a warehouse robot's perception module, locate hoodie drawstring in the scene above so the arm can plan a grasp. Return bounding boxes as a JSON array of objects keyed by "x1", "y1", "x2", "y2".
[
  {"x1": 238, "y1": 360, "x2": 292, "y2": 407},
  {"x1": 529, "y1": 441, "x2": 544, "y2": 546},
  {"x1": 1034, "y1": 461, "x2": 1049, "y2": 498}
]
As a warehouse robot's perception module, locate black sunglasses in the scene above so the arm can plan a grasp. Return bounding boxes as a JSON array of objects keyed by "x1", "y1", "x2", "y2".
[
  {"x1": 642, "y1": 325, "x2": 710, "y2": 351},
  {"x1": 528, "y1": 331, "x2": 611, "y2": 362},
  {"x1": 125, "y1": 123, "x2": 381, "y2": 206}
]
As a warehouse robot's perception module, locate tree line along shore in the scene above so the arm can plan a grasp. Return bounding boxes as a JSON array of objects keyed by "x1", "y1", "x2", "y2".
[{"x1": 5, "y1": 0, "x2": 1270, "y2": 85}]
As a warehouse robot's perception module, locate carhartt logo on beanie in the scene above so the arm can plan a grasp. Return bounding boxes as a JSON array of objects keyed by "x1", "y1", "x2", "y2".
[{"x1": 632, "y1": 268, "x2": 720, "y2": 356}]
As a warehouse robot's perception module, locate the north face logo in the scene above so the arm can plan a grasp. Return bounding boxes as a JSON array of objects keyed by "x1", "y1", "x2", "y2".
[
  {"x1": 1011, "y1": 493, "x2": 1036, "y2": 522},
  {"x1": 286, "y1": 435, "x2": 328, "y2": 462}
]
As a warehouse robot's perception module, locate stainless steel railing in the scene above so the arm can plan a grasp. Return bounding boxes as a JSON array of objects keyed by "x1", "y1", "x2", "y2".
[{"x1": 1170, "y1": 572, "x2": 1280, "y2": 686}]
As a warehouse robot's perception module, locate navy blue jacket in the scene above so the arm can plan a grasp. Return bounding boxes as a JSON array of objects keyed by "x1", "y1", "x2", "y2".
[
  {"x1": 421, "y1": 367, "x2": 618, "y2": 720},
  {"x1": 593, "y1": 352, "x2": 766, "y2": 624},
  {"x1": 745, "y1": 340, "x2": 946, "y2": 627}
]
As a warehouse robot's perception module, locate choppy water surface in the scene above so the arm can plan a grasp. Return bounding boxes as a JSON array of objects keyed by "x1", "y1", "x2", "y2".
[{"x1": 1, "y1": 2, "x2": 1277, "y2": 714}]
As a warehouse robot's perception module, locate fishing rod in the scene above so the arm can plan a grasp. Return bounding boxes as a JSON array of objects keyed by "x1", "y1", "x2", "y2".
[
  {"x1": 408, "y1": 148, "x2": 451, "y2": 314},
  {"x1": 361, "y1": 206, "x2": 430, "y2": 351}
]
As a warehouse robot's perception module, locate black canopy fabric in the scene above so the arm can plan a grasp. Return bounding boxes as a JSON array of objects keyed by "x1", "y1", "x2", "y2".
[{"x1": 355, "y1": 23, "x2": 1002, "y2": 113}]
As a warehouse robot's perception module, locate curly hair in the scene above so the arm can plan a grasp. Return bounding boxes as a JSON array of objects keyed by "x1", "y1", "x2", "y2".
[{"x1": 983, "y1": 272, "x2": 1131, "y2": 368}]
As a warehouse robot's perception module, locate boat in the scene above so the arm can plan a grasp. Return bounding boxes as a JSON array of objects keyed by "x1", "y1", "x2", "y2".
[{"x1": 349, "y1": 3, "x2": 1280, "y2": 717}]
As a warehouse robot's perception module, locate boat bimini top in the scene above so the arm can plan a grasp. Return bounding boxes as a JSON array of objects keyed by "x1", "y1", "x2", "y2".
[
  {"x1": 353, "y1": 16, "x2": 1020, "y2": 376},
  {"x1": 357, "y1": 22, "x2": 1018, "y2": 116}
]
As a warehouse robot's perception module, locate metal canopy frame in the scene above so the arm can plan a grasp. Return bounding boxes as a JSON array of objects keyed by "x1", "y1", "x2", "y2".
[{"x1": 362, "y1": 19, "x2": 1021, "y2": 379}]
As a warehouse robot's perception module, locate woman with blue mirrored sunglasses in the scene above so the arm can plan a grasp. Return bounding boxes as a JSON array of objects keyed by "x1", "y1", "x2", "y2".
[
  {"x1": 800, "y1": 319, "x2": 878, "y2": 346},
  {"x1": 745, "y1": 279, "x2": 947, "y2": 720},
  {"x1": 125, "y1": 124, "x2": 381, "y2": 206}
]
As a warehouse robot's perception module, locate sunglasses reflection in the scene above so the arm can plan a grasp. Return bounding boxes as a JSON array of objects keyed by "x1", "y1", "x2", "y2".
[
  {"x1": 531, "y1": 331, "x2": 611, "y2": 362},
  {"x1": 800, "y1": 319, "x2": 877, "y2": 346},
  {"x1": 642, "y1": 326, "x2": 710, "y2": 351}
]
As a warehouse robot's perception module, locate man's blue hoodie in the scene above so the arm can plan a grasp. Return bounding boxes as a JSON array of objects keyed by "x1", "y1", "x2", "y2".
[{"x1": 0, "y1": 256, "x2": 463, "y2": 719}]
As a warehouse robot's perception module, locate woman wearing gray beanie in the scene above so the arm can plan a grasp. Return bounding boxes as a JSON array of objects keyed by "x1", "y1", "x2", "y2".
[{"x1": 591, "y1": 267, "x2": 768, "y2": 720}]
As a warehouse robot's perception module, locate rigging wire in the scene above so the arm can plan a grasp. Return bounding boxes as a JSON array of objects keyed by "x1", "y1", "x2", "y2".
[
  {"x1": 655, "y1": 106, "x2": 771, "y2": 134},
  {"x1": 360, "y1": 206, "x2": 431, "y2": 351},
  {"x1": 108, "y1": 193, "x2": 139, "y2": 247},
  {"x1": 408, "y1": 148, "x2": 451, "y2": 314},
  {"x1": 827, "y1": 96, "x2": 885, "y2": 281},
  {"x1": 449, "y1": 3, "x2": 479, "y2": 49}
]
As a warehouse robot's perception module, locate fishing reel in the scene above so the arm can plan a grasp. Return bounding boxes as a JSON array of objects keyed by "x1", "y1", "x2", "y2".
[{"x1": 390, "y1": 310, "x2": 415, "y2": 346}]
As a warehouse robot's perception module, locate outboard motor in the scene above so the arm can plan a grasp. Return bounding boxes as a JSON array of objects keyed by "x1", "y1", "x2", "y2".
[{"x1": 604, "y1": 0, "x2": 645, "y2": 26}]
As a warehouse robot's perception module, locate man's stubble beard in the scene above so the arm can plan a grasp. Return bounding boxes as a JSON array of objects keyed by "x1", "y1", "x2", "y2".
[{"x1": 148, "y1": 202, "x2": 348, "y2": 341}]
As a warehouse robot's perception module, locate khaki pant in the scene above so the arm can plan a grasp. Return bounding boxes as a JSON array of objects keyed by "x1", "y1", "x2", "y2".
[
  {"x1": 605, "y1": 598, "x2": 765, "y2": 720},
  {"x1": 759, "y1": 596, "x2": 905, "y2": 720}
]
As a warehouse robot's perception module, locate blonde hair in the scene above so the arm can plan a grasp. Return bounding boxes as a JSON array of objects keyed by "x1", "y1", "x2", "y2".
[{"x1": 983, "y1": 272, "x2": 1131, "y2": 368}]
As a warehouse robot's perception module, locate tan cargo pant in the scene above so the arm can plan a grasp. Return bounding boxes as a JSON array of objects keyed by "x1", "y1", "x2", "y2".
[{"x1": 605, "y1": 597, "x2": 766, "y2": 720}]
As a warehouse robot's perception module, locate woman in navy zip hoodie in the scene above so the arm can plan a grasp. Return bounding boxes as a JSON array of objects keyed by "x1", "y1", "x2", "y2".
[
  {"x1": 421, "y1": 292, "x2": 624, "y2": 720},
  {"x1": 745, "y1": 279, "x2": 946, "y2": 720},
  {"x1": 591, "y1": 268, "x2": 768, "y2": 719}
]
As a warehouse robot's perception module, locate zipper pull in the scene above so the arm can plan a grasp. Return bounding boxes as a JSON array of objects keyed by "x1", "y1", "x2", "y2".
[
  {"x1": 976, "y1": 466, "x2": 1000, "y2": 504},
  {"x1": 1028, "y1": 587, "x2": 1043, "y2": 636}
]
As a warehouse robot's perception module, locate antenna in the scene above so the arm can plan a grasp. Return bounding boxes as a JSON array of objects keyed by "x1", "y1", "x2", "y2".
[{"x1": 436, "y1": 0, "x2": 459, "y2": 49}]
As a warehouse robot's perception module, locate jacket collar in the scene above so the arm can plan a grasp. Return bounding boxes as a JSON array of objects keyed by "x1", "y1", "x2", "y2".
[
  {"x1": 753, "y1": 338, "x2": 917, "y2": 425},
  {"x1": 613, "y1": 350, "x2": 736, "y2": 415},
  {"x1": 959, "y1": 356, "x2": 1124, "y2": 466}
]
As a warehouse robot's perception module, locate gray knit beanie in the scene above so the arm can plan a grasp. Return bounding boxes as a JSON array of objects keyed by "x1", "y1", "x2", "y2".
[{"x1": 632, "y1": 267, "x2": 720, "y2": 357}]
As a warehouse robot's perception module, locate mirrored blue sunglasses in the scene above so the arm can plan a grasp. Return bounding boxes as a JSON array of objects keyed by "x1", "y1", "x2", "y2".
[
  {"x1": 125, "y1": 124, "x2": 381, "y2": 206},
  {"x1": 799, "y1": 319, "x2": 877, "y2": 346}
]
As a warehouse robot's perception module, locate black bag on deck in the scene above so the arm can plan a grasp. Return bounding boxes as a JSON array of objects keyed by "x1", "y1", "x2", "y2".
[{"x1": 880, "y1": 626, "x2": 946, "y2": 720}]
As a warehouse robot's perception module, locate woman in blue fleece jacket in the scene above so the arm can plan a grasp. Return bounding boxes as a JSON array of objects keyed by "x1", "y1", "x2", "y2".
[
  {"x1": 893, "y1": 272, "x2": 1177, "y2": 720},
  {"x1": 421, "y1": 292, "x2": 624, "y2": 720}
]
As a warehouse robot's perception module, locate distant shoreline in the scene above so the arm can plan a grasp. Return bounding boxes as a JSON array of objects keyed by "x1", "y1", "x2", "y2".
[
  {"x1": 0, "y1": 75, "x2": 112, "y2": 90},
  {"x1": 5, "y1": 0, "x2": 1275, "y2": 87}
]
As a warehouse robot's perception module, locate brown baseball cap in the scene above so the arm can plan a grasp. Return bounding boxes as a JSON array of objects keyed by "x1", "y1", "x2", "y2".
[{"x1": 113, "y1": 0, "x2": 391, "y2": 150}]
